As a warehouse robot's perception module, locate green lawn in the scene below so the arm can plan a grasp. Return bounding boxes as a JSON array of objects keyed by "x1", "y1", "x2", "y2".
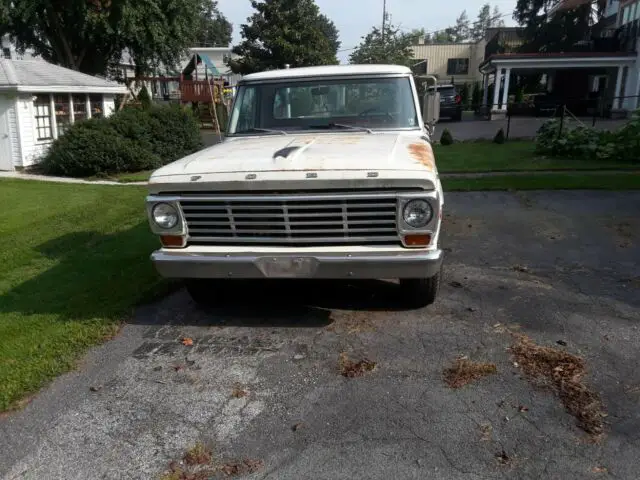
[
  {"x1": 443, "y1": 173, "x2": 640, "y2": 191},
  {"x1": 434, "y1": 141, "x2": 639, "y2": 173},
  {"x1": 0, "y1": 180, "x2": 163, "y2": 411}
]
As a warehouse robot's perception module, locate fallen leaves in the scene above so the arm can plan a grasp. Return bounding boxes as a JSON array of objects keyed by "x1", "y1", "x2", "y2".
[
  {"x1": 510, "y1": 335, "x2": 606, "y2": 437},
  {"x1": 181, "y1": 337, "x2": 194, "y2": 347},
  {"x1": 512, "y1": 265, "x2": 530, "y2": 273},
  {"x1": 591, "y1": 466, "x2": 608, "y2": 474},
  {"x1": 495, "y1": 450, "x2": 511, "y2": 466},
  {"x1": 231, "y1": 383, "x2": 248, "y2": 398},
  {"x1": 443, "y1": 358, "x2": 497, "y2": 389},
  {"x1": 338, "y1": 353, "x2": 376, "y2": 378},
  {"x1": 479, "y1": 423, "x2": 492, "y2": 441},
  {"x1": 220, "y1": 459, "x2": 264, "y2": 476}
]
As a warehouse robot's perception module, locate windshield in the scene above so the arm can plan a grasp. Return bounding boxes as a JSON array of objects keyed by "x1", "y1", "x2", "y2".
[{"x1": 227, "y1": 76, "x2": 420, "y2": 135}]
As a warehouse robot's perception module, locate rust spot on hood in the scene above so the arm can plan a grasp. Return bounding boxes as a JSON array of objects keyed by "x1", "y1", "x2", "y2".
[{"x1": 408, "y1": 142, "x2": 435, "y2": 171}]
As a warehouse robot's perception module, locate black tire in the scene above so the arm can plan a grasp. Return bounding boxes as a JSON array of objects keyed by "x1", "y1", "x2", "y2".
[
  {"x1": 185, "y1": 279, "x2": 221, "y2": 307},
  {"x1": 400, "y1": 267, "x2": 442, "y2": 308},
  {"x1": 453, "y1": 111, "x2": 463, "y2": 122}
]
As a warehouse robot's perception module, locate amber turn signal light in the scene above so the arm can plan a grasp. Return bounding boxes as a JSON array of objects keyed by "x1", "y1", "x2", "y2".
[
  {"x1": 404, "y1": 234, "x2": 431, "y2": 247},
  {"x1": 160, "y1": 235, "x2": 185, "y2": 248}
]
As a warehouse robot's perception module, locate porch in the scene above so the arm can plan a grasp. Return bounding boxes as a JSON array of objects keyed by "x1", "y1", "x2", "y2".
[{"x1": 479, "y1": 52, "x2": 639, "y2": 116}]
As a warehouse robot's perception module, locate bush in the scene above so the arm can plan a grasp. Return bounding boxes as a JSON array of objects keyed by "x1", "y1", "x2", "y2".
[
  {"x1": 40, "y1": 104, "x2": 202, "y2": 177},
  {"x1": 535, "y1": 112, "x2": 640, "y2": 163},
  {"x1": 440, "y1": 128, "x2": 454, "y2": 145},
  {"x1": 137, "y1": 85, "x2": 152, "y2": 109},
  {"x1": 41, "y1": 128, "x2": 160, "y2": 177},
  {"x1": 493, "y1": 128, "x2": 506, "y2": 144},
  {"x1": 471, "y1": 82, "x2": 482, "y2": 110}
]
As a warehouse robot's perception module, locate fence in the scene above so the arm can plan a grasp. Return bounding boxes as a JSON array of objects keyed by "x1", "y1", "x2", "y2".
[{"x1": 434, "y1": 95, "x2": 640, "y2": 142}]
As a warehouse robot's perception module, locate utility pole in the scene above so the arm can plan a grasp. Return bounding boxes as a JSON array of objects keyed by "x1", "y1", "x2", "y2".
[{"x1": 381, "y1": 0, "x2": 387, "y2": 45}]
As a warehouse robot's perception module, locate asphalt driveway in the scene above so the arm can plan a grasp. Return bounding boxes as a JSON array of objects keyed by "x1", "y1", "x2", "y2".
[{"x1": 2, "y1": 191, "x2": 639, "y2": 480}]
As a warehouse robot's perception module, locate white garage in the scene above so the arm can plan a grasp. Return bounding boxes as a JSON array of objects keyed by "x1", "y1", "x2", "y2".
[{"x1": 0, "y1": 59, "x2": 127, "y2": 171}]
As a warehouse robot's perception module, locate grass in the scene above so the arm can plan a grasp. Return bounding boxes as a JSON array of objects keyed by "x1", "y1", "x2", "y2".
[
  {"x1": 0, "y1": 179, "x2": 162, "y2": 411},
  {"x1": 110, "y1": 170, "x2": 154, "y2": 183},
  {"x1": 434, "y1": 141, "x2": 639, "y2": 173},
  {"x1": 443, "y1": 173, "x2": 640, "y2": 191}
]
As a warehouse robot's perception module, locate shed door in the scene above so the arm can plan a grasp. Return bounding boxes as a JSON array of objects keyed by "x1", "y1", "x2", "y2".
[{"x1": 0, "y1": 95, "x2": 14, "y2": 171}]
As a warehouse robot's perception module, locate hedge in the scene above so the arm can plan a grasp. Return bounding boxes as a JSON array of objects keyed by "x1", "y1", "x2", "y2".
[{"x1": 40, "y1": 104, "x2": 202, "y2": 177}]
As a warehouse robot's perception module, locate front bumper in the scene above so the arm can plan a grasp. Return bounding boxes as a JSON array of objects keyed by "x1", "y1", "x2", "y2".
[{"x1": 151, "y1": 248, "x2": 444, "y2": 280}]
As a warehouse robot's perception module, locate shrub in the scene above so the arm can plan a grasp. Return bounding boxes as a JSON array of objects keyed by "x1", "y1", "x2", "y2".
[
  {"x1": 41, "y1": 128, "x2": 160, "y2": 177},
  {"x1": 493, "y1": 128, "x2": 506, "y2": 144},
  {"x1": 471, "y1": 82, "x2": 482, "y2": 110},
  {"x1": 137, "y1": 85, "x2": 152, "y2": 109},
  {"x1": 440, "y1": 128, "x2": 454, "y2": 146},
  {"x1": 40, "y1": 104, "x2": 202, "y2": 177}
]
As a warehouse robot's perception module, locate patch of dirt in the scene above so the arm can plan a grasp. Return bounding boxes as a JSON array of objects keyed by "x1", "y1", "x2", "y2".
[
  {"x1": 338, "y1": 353, "x2": 376, "y2": 378},
  {"x1": 510, "y1": 335, "x2": 605, "y2": 437},
  {"x1": 443, "y1": 358, "x2": 497, "y2": 388},
  {"x1": 609, "y1": 221, "x2": 635, "y2": 248}
]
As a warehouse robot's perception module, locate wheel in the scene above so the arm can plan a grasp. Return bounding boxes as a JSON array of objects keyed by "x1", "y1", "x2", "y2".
[
  {"x1": 453, "y1": 111, "x2": 463, "y2": 122},
  {"x1": 185, "y1": 279, "x2": 220, "y2": 306},
  {"x1": 400, "y1": 267, "x2": 442, "y2": 308}
]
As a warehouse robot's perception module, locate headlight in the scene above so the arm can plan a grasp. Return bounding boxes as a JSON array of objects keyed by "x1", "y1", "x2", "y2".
[
  {"x1": 152, "y1": 203, "x2": 179, "y2": 229},
  {"x1": 403, "y1": 199, "x2": 433, "y2": 228}
]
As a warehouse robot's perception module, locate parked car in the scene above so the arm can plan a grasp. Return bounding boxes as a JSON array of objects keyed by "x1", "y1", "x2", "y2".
[
  {"x1": 428, "y1": 84, "x2": 462, "y2": 121},
  {"x1": 145, "y1": 65, "x2": 445, "y2": 307}
]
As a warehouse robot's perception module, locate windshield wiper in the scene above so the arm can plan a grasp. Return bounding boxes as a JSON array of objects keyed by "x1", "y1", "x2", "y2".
[
  {"x1": 237, "y1": 127, "x2": 288, "y2": 135},
  {"x1": 308, "y1": 123, "x2": 373, "y2": 134}
]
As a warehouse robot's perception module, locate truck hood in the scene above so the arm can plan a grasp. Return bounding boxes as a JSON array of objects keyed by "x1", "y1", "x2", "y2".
[{"x1": 151, "y1": 133, "x2": 436, "y2": 178}]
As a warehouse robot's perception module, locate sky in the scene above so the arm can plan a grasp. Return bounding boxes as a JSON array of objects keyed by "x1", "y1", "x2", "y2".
[{"x1": 216, "y1": 0, "x2": 518, "y2": 63}]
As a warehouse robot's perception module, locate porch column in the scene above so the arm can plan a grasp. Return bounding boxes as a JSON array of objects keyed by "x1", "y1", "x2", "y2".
[
  {"x1": 49, "y1": 94, "x2": 58, "y2": 139},
  {"x1": 501, "y1": 68, "x2": 511, "y2": 111},
  {"x1": 86, "y1": 94, "x2": 92, "y2": 119},
  {"x1": 623, "y1": 66, "x2": 638, "y2": 110},
  {"x1": 482, "y1": 73, "x2": 489, "y2": 109},
  {"x1": 69, "y1": 94, "x2": 75, "y2": 124},
  {"x1": 492, "y1": 69, "x2": 502, "y2": 110},
  {"x1": 613, "y1": 65, "x2": 624, "y2": 109}
]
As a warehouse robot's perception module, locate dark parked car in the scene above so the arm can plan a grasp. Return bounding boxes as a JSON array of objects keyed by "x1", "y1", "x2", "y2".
[{"x1": 429, "y1": 84, "x2": 463, "y2": 121}]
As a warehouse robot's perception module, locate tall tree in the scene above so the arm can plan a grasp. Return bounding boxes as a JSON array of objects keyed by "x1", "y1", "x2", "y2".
[
  {"x1": 514, "y1": 0, "x2": 596, "y2": 53},
  {"x1": 471, "y1": 4, "x2": 506, "y2": 41},
  {"x1": 452, "y1": 10, "x2": 471, "y2": 42},
  {"x1": 228, "y1": 0, "x2": 340, "y2": 75},
  {"x1": 1, "y1": 0, "x2": 209, "y2": 76},
  {"x1": 349, "y1": 16, "x2": 414, "y2": 65},
  {"x1": 429, "y1": 27, "x2": 457, "y2": 44},
  {"x1": 195, "y1": 0, "x2": 233, "y2": 47}
]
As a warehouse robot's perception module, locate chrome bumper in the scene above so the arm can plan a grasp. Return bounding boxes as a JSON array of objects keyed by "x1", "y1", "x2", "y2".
[{"x1": 151, "y1": 249, "x2": 444, "y2": 280}]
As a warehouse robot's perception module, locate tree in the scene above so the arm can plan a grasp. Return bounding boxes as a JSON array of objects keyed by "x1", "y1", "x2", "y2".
[
  {"x1": 471, "y1": 3, "x2": 506, "y2": 41},
  {"x1": 430, "y1": 28, "x2": 457, "y2": 44},
  {"x1": 349, "y1": 16, "x2": 414, "y2": 66},
  {"x1": 229, "y1": 0, "x2": 340, "y2": 75},
  {"x1": 1, "y1": 0, "x2": 209, "y2": 76},
  {"x1": 195, "y1": 1, "x2": 232, "y2": 47},
  {"x1": 452, "y1": 10, "x2": 471, "y2": 42},
  {"x1": 514, "y1": 0, "x2": 596, "y2": 53}
]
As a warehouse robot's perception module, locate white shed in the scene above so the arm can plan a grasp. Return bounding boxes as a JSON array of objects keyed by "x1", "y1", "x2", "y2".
[{"x1": 0, "y1": 59, "x2": 127, "y2": 171}]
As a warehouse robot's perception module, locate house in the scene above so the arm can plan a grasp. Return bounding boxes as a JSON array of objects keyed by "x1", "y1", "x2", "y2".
[
  {"x1": 410, "y1": 27, "x2": 524, "y2": 86},
  {"x1": 479, "y1": 0, "x2": 639, "y2": 115},
  {"x1": 0, "y1": 59, "x2": 127, "y2": 171},
  {"x1": 1, "y1": 34, "x2": 41, "y2": 61}
]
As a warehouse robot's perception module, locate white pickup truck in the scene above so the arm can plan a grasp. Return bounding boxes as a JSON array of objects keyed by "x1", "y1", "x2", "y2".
[{"x1": 145, "y1": 64, "x2": 444, "y2": 307}]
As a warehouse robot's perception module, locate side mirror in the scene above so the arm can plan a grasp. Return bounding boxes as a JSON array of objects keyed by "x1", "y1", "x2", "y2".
[{"x1": 423, "y1": 91, "x2": 440, "y2": 126}]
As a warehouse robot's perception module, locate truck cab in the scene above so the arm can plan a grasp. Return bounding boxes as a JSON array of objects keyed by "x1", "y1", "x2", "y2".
[{"x1": 145, "y1": 64, "x2": 444, "y2": 307}]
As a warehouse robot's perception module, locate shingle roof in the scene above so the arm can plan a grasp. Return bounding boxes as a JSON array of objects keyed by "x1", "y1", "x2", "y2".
[{"x1": 0, "y1": 59, "x2": 127, "y2": 93}]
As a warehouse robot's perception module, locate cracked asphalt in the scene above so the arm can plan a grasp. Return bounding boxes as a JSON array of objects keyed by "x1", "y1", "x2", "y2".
[{"x1": 1, "y1": 191, "x2": 639, "y2": 480}]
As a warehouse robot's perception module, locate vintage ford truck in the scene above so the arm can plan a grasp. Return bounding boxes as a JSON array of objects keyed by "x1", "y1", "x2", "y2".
[{"x1": 145, "y1": 64, "x2": 443, "y2": 307}]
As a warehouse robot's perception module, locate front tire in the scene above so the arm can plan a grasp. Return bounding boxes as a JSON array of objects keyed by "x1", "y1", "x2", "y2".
[{"x1": 400, "y1": 268, "x2": 442, "y2": 308}]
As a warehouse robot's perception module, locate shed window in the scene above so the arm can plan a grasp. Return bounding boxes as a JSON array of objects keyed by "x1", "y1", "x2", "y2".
[
  {"x1": 447, "y1": 58, "x2": 470, "y2": 75},
  {"x1": 73, "y1": 94, "x2": 87, "y2": 121},
  {"x1": 34, "y1": 94, "x2": 52, "y2": 141},
  {"x1": 54, "y1": 95, "x2": 71, "y2": 135},
  {"x1": 90, "y1": 94, "x2": 103, "y2": 118}
]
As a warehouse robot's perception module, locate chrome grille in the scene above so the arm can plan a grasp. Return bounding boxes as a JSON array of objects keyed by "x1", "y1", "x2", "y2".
[{"x1": 179, "y1": 192, "x2": 400, "y2": 246}]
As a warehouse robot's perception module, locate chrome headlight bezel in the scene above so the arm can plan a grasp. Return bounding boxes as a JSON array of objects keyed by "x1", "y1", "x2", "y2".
[{"x1": 146, "y1": 196, "x2": 186, "y2": 235}]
